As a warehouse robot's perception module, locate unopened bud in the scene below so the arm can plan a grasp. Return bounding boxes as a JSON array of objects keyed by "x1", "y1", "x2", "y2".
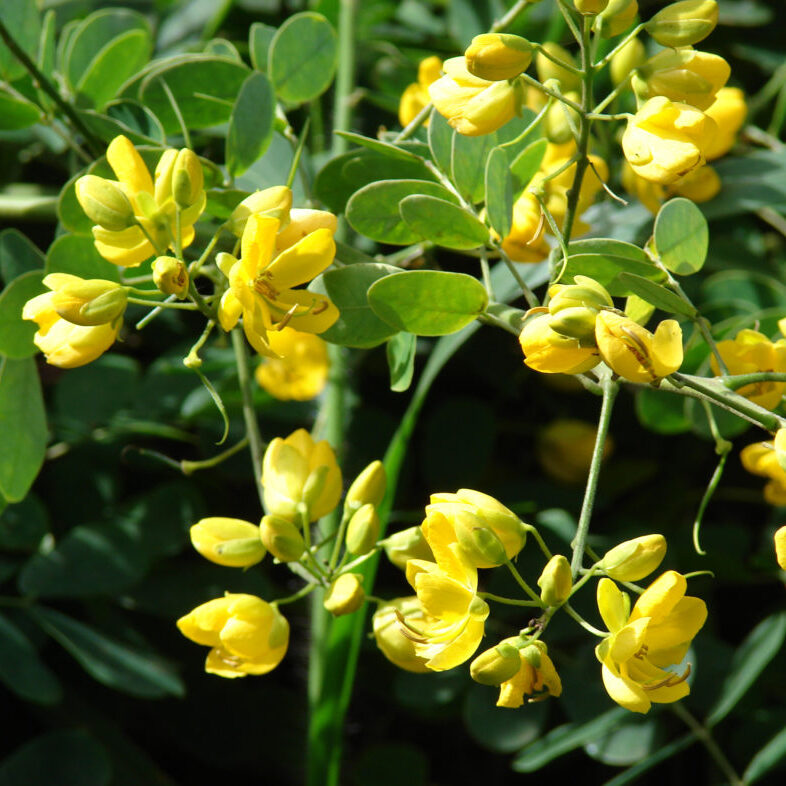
[
  {"x1": 260, "y1": 514, "x2": 305, "y2": 562},
  {"x1": 302, "y1": 465, "x2": 330, "y2": 518},
  {"x1": 470, "y1": 641, "x2": 522, "y2": 685},
  {"x1": 537, "y1": 555, "x2": 573, "y2": 606},
  {"x1": 775, "y1": 525, "x2": 786, "y2": 570},
  {"x1": 610, "y1": 37, "x2": 646, "y2": 86},
  {"x1": 548, "y1": 276, "x2": 613, "y2": 314},
  {"x1": 173, "y1": 149, "x2": 204, "y2": 209},
  {"x1": 521, "y1": 640, "x2": 546, "y2": 668},
  {"x1": 152, "y1": 256, "x2": 189, "y2": 298},
  {"x1": 75, "y1": 175, "x2": 136, "y2": 231},
  {"x1": 154, "y1": 148, "x2": 177, "y2": 205},
  {"x1": 345, "y1": 460, "x2": 387, "y2": 512},
  {"x1": 600, "y1": 534, "x2": 667, "y2": 581},
  {"x1": 535, "y1": 43, "x2": 581, "y2": 91},
  {"x1": 382, "y1": 525, "x2": 434, "y2": 570},
  {"x1": 346, "y1": 503, "x2": 380, "y2": 556},
  {"x1": 574, "y1": 0, "x2": 609, "y2": 14},
  {"x1": 450, "y1": 508, "x2": 508, "y2": 568},
  {"x1": 593, "y1": 0, "x2": 639, "y2": 39},
  {"x1": 645, "y1": 0, "x2": 718, "y2": 48},
  {"x1": 50, "y1": 277, "x2": 127, "y2": 326},
  {"x1": 323, "y1": 573, "x2": 365, "y2": 616},
  {"x1": 229, "y1": 186, "x2": 293, "y2": 237},
  {"x1": 543, "y1": 92, "x2": 580, "y2": 143},
  {"x1": 189, "y1": 517, "x2": 266, "y2": 568},
  {"x1": 548, "y1": 307, "x2": 598, "y2": 341},
  {"x1": 465, "y1": 33, "x2": 533, "y2": 82}
]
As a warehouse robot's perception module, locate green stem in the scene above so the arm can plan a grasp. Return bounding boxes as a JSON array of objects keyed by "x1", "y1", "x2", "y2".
[
  {"x1": 519, "y1": 74, "x2": 583, "y2": 113},
  {"x1": 563, "y1": 603, "x2": 606, "y2": 636},
  {"x1": 397, "y1": 103, "x2": 432, "y2": 140},
  {"x1": 524, "y1": 524, "x2": 553, "y2": 560},
  {"x1": 556, "y1": 0, "x2": 583, "y2": 45},
  {"x1": 570, "y1": 373, "x2": 618, "y2": 577},
  {"x1": 126, "y1": 296, "x2": 197, "y2": 310},
  {"x1": 593, "y1": 74, "x2": 632, "y2": 115},
  {"x1": 180, "y1": 437, "x2": 250, "y2": 475},
  {"x1": 593, "y1": 23, "x2": 645, "y2": 69},
  {"x1": 505, "y1": 558, "x2": 543, "y2": 603},
  {"x1": 330, "y1": 0, "x2": 356, "y2": 157},
  {"x1": 479, "y1": 592, "x2": 542, "y2": 608},
  {"x1": 692, "y1": 445, "x2": 729, "y2": 557},
  {"x1": 722, "y1": 371, "x2": 786, "y2": 391},
  {"x1": 490, "y1": 0, "x2": 533, "y2": 32},
  {"x1": 275, "y1": 582, "x2": 318, "y2": 607}
]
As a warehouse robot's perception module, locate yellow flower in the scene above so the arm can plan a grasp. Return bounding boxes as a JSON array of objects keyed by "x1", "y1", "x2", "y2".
[
  {"x1": 703, "y1": 87, "x2": 746, "y2": 161},
  {"x1": 255, "y1": 327, "x2": 330, "y2": 401},
  {"x1": 76, "y1": 135, "x2": 205, "y2": 267},
  {"x1": 672, "y1": 163, "x2": 721, "y2": 202},
  {"x1": 740, "y1": 441, "x2": 786, "y2": 506},
  {"x1": 429, "y1": 56, "x2": 522, "y2": 136},
  {"x1": 398, "y1": 55, "x2": 442, "y2": 127},
  {"x1": 775, "y1": 526, "x2": 786, "y2": 570},
  {"x1": 537, "y1": 419, "x2": 612, "y2": 484},
  {"x1": 622, "y1": 96, "x2": 717, "y2": 185},
  {"x1": 275, "y1": 208, "x2": 338, "y2": 254},
  {"x1": 261, "y1": 428, "x2": 342, "y2": 523},
  {"x1": 501, "y1": 191, "x2": 550, "y2": 263},
  {"x1": 519, "y1": 313, "x2": 601, "y2": 375},
  {"x1": 497, "y1": 640, "x2": 562, "y2": 708},
  {"x1": 404, "y1": 513, "x2": 490, "y2": 670},
  {"x1": 595, "y1": 572, "x2": 707, "y2": 713},
  {"x1": 324, "y1": 573, "x2": 365, "y2": 617},
  {"x1": 372, "y1": 596, "x2": 430, "y2": 673},
  {"x1": 464, "y1": 33, "x2": 532, "y2": 82},
  {"x1": 595, "y1": 312, "x2": 683, "y2": 383},
  {"x1": 22, "y1": 277, "x2": 122, "y2": 368},
  {"x1": 228, "y1": 186, "x2": 293, "y2": 237},
  {"x1": 710, "y1": 329, "x2": 786, "y2": 410},
  {"x1": 600, "y1": 534, "x2": 667, "y2": 582},
  {"x1": 189, "y1": 517, "x2": 266, "y2": 568},
  {"x1": 645, "y1": 0, "x2": 719, "y2": 48},
  {"x1": 176, "y1": 593, "x2": 289, "y2": 678},
  {"x1": 217, "y1": 214, "x2": 338, "y2": 357}
]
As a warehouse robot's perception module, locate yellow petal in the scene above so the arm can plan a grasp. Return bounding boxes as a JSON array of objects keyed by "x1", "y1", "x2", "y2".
[
  {"x1": 609, "y1": 617, "x2": 650, "y2": 663},
  {"x1": 601, "y1": 661, "x2": 651, "y2": 713},
  {"x1": 425, "y1": 613, "x2": 487, "y2": 671},
  {"x1": 265, "y1": 228, "x2": 336, "y2": 290},
  {"x1": 241, "y1": 214, "x2": 279, "y2": 274},
  {"x1": 597, "y1": 577, "x2": 630, "y2": 633},
  {"x1": 415, "y1": 572, "x2": 474, "y2": 621},
  {"x1": 631, "y1": 570, "x2": 686, "y2": 622},
  {"x1": 645, "y1": 596, "x2": 707, "y2": 654},
  {"x1": 106, "y1": 135, "x2": 153, "y2": 195},
  {"x1": 218, "y1": 290, "x2": 243, "y2": 332},
  {"x1": 650, "y1": 319, "x2": 683, "y2": 377}
]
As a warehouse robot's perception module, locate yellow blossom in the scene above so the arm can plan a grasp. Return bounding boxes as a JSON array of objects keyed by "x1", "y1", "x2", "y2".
[
  {"x1": 595, "y1": 572, "x2": 707, "y2": 713},
  {"x1": 740, "y1": 441, "x2": 786, "y2": 506},
  {"x1": 600, "y1": 534, "x2": 667, "y2": 582},
  {"x1": 372, "y1": 596, "x2": 430, "y2": 673},
  {"x1": 470, "y1": 640, "x2": 523, "y2": 685},
  {"x1": 703, "y1": 87, "x2": 746, "y2": 160},
  {"x1": 595, "y1": 312, "x2": 683, "y2": 383},
  {"x1": 594, "y1": 0, "x2": 639, "y2": 38},
  {"x1": 501, "y1": 191, "x2": 550, "y2": 263},
  {"x1": 672, "y1": 164, "x2": 721, "y2": 202},
  {"x1": 217, "y1": 214, "x2": 338, "y2": 357},
  {"x1": 710, "y1": 329, "x2": 786, "y2": 410},
  {"x1": 275, "y1": 208, "x2": 338, "y2": 253},
  {"x1": 152, "y1": 256, "x2": 189, "y2": 298},
  {"x1": 176, "y1": 594, "x2": 289, "y2": 678},
  {"x1": 324, "y1": 573, "x2": 365, "y2": 616},
  {"x1": 465, "y1": 33, "x2": 532, "y2": 82},
  {"x1": 398, "y1": 55, "x2": 443, "y2": 127},
  {"x1": 497, "y1": 640, "x2": 562, "y2": 708},
  {"x1": 520, "y1": 313, "x2": 601, "y2": 375},
  {"x1": 189, "y1": 517, "x2": 266, "y2": 568},
  {"x1": 538, "y1": 555, "x2": 573, "y2": 606},
  {"x1": 255, "y1": 327, "x2": 330, "y2": 401}
]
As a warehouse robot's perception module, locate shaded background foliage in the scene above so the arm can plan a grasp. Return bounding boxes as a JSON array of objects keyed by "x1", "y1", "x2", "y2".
[{"x1": 1, "y1": 0, "x2": 786, "y2": 784}]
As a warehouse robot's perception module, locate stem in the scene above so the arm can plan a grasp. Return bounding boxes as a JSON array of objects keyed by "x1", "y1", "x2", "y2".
[
  {"x1": 330, "y1": 0, "x2": 356, "y2": 157},
  {"x1": 563, "y1": 603, "x2": 606, "y2": 636},
  {"x1": 505, "y1": 558, "x2": 543, "y2": 603},
  {"x1": 593, "y1": 23, "x2": 646, "y2": 69},
  {"x1": 479, "y1": 592, "x2": 542, "y2": 608},
  {"x1": 490, "y1": 0, "x2": 533, "y2": 32},
  {"x1": 230, "y1": 329, "x2": 265, "y2": 508},
  {"x1": 723, "y1": 371, "x2": 786, "y2": 390},
  {"x1": 275, "y1": 582, "x2": 318, "y2": 607},
  {"x1": 126, "y1": 296, "x2": 197, "y2": 310},
  {"x1": 592, "y1": 74, "x2": 631, "y2": 115},
  {"x1": 180, "y1": 437, "x2": 250, "y2": 475},
  {"x1": 397, "y1": 103, "x2": 432, "y2": 140},
  {"x1": 555, "y1": 0, "x2": 583, "y2": 45},
  {"x1": 692, "y1": 446, "x2": 729, "y2": 557},
  {"x1": 524, "y1": 524, "x2": 553, "y2": 560},
  {"x1": 519, "y1": 74, "x2": 583, "y2": 113},
  {"x1": 570, "y1": 373, "x2": 618, "y2": 577}
]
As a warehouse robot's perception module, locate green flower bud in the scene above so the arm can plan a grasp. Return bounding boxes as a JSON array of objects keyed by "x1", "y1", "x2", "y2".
[
  {"x1": 345, "y1": 460, "x2": 387, "y2": 512},
  {"x1": 465, "y1": 33, "x2": 533, "y2": 82},
  {"x1": 452, "y1": 508, "x2": 508, "y2": 568},
  {"x1": 173, "y1": 149, "x2": 204, "y2": 209},
  {"x1": 535, "y1": 43, "x2": 581, "y2": 91},
  {"x1": 346, "y1": 503, "x2": 380, "y2": 556},
  {"x1": 644, "y1": 0, "x2": 718, "y2": 48},
  {"x1": 75, "y1": 175, "x2": 136, "y2": 231},
  {"x1": 548, "y1": 306, "x2": 599, "y2": 341},
  {"x1": 593, "y1": 0, "x2": 639, "y2": 39},
  {"x1": 189, "y1": 517, "x2": 266, "y2": 568},
  {"x1": 543, "y1": 92, "x2": 580, "y2": 143},
  {"x1": 537, "y1": 554, "x2": 573, "y2": 606},
  {"x1": 382, "y1": 525, "x2": 434, "y2": 571},
  {"x1": 323, "y1": 573, "x2": 365, "y2": 616},
  {"x1": 260, "y1": 514, "x2": 305, "y2": 562},
  {"x1": 521, "y1": 640, "x2": 547, "y2": 668},
  {"x1": 50, "y1": 276, "x2": 127, "y2": 326},
  {"x1": 548, "y1": 276, "x2": 614, "y2": 313},
  {"x1": 152, "y1": 256, "x2": 189, "y2": 298},
  {"x1": 600, "y1": 534, "x2": 667, "y2": 581},
  {"x1": 610, "y1": 37, "x2": 646, "y2": 86},
  {"x1": 470, "y1": 641, "x2": 522, "y2": 686}
]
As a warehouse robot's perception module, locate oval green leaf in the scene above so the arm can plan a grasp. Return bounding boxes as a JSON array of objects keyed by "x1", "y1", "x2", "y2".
[
  {"x1": 226, "y1": 72, "x2": 275, "y2": 176},
  {"x1": 0, "y1": 89, "x2": 41, "y2": 130},
  {"x1": 387, "y1": 332, "x2": 416, "y2": 392},
  {"x1": 485, "y1": 146, "x2": 513, "y2": 238},
  {"x1": 428, "y1": 110, "x2": 454, "y2": 175},
  {"x1": 654, "y1": 197, "x2": 708, "y2": 275},
  {"x1": 46, "y1": 234, "x2": 121, "y2": 281},
  {"x1": 399, "y1": 195, "x2": 489, "y2": 250},
  {"x1": 616, "y1": 271, "x2": 697, "y2": 317},
  {"x1": 0, "y1": 271, "x2": 46, "y2": 359},
  {"x1": 0, "y1": 229, "x2": 44, "y2": 284}
]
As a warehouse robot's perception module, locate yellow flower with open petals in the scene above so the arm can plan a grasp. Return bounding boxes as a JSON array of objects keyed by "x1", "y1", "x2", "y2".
[
  {"x1": 217, "y1": 214, "x2": 338, "y2": 357},
  {"x1": 399, "y1": 56, "x2": 443, "y2": 127},
  {"x1": 740, "y1": 440, "x2": 786, "y2": 506},
  {"x1": 255, "y1": 327, "x2": 330, "y2": 401},
  {"x1": 497, "y1": 640, "x2": 562, "y2": 708},
  {"x1": 520, "y1": 313, "x2": 601, "y2": 375},
  {"x1": 595, "y1": 572, "x2": 707, "y2": 713},
  {"x1": 404, "y1": 513, "x2": 489, "y2": 671}
]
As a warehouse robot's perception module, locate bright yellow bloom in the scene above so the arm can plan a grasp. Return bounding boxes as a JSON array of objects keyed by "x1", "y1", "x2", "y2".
[
  {"x1": 345, "y1": 504, "x2": 380, "y2": 555},
  {"x1": 464, "y1": 33, "x2": 532, "y2": 82},
  {"x1": 645, "y1": 0, "x2": 719, "y2": 48},
  {"x1": 711, "y1": 329, "x2": 786, "y2": 410},
  {"x1": 217, "y1": 214, "x2": 338, "y2": 357},
  {"x1": 595, "y1": 312, "x2": 683, "y2": 383},
  {"x1": 404, "y1": 513, "x2": 490, "y2": 670},
  {"x1": 470, "y1": 640, "x2": 523, "y2": 685},
  {"x1": 76, "y1": 135, "x2": 205, "y2": 267},
  {"x1": 177, "y1": 593, "x2": 289, "y2": 678},
  {"x1": 372, "y1": 596, "x2": 430, "y2": 673},
  {"x1": 740, "y1": 441, "x2": 786, "y2": 506},
  {"x1": 600, "y1": 534, "x2": 667, "y2": 582},
  {"x1": 152, "y1": 256, "x2": 189, "y2": 298},
  {"x1": 622, "y1": 160, "x2": 720, "y2": 213},
  {"x1": 32, "y1": 273, "x2": 127, "y2": 327},
  {"x1": 229, "y1": 186, "x2": 293, "y2": 237},
  {"x1": 275, "y1": 208, "x2": 338, "y2": 254},
  {"x1": 537, "y1": 419, "x2": 612, "y2": 484},
  {"x1": 345, "y1": 460, "x2": 387, "y2": 511},
  {"x1": 189, "y1": 517, "x2": 266, "y2": 568},
  {"x1": 497, "y1": 640, "x2": 562, "y2": 708},
  {"x1": 622, "y1": 96, "x2": 717, "y2": 185},
  {"x1": 775, "y1": 526, "x2": 786, "y2": 570},
  {"x1": 324, "y1": 573, "x2": 365, "y2": 616},
  {"x1": 255, "y1": 327, "x2": 330, "y2": 401},
  {"x1": 520, "y1": 313, "x2": 601, "y2": 375},
  {"x1": 595, "y1": 572, "x2": 707, "y2": 713},
  {"x1": 399, "y1": 56, "x2": 443, "y2": 127},
  {"x1": 259, "y1": 514, "x2": 305, "y2": 562},
  {"x1": 703, "y1": 87, "x2": 746, "y2": 160},
  {"x1": 429, "y1": 57, "x2": 522, "y2": 137},
  {"x1": 538, "y1": 555, "x2": 572, "y2": 606},
  {"x1": 261, "y1": 428, "x2": 342, "y2": 523},
  {"x1": 547, "y1": 275, "x2": 613, "y2": 341}
]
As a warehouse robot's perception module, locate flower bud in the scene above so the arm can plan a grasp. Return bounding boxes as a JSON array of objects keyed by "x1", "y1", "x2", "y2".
[
  {"x1": 600, "y1": 534, "x2": 667, "y2": 581},
  {"x1": 346, "y1": 503, "x2": 380, "y2": 556},
  {"x1": 75, "y1": 175, "x2": 136, "y2": 231},
  {"x1": 372, "y1": 596, "x2": 429, "y2": 672},
  {"x1": 152, "y1": 255, "x2": 189, "y2": 298},
  {"x1": 189, "y1": 517, "x2": 266, "y2": 568},
  {"x1": 574, "y1": 0, "x2": 609, "y2": 14},
  {"x1": 645, "y1": 0, "x2": 718, "y2": 48},
  {"x1": 229, "y1": 186, "x2": 293, "y2": 237},
  {"x1": 173, "y1": 149, "x2": 204, "y2": 209},
  {"x1": 345, "y1": 460, "x2": 387, "y2": 512},
  {"x1": 594, "y1": 0, "x2": 639, "y2": 38},
  {"x1": 470, "y1": 641, "x2": 522, "y2": 686},
  {"x1": 535, "y1": 43, "x2": 581, "y2": 91},
  {"x1": 302, "y1": 465, "x2": 330, "y2": 519},
  {"x1": 537, "y1": 555, "x2": 573, "y2": 606},
  {"x1": 548, "y1": 307, "x2": 600, "y2": 341},
  {"x1": 547, "y1": 276, "x2": 613, "y2": 339},
  {"x1": 775, "y1": 526, "x2": 786, "y2": 570},
  {"x1": 260, "y1": 514, "x2": 305, "y2": 562},
  {"x1": 610, "y1": 37, "x2": 645, "y2": 86},
  {"x1": 450, "y1": 508, "x2": 508, "y2": 567},
  {"x1": 520, "y1": 313, "x2": 601, "y2": 374},
  {"x1": 323, "y1": 573, "x2": 365, "y2": 616},
  {"x1": 543, "y1": 92, "x2": 580, "y2": 143},
  {"x1": 382, "y1": 525, "x2": 434, "y2": 570},
  {"x1": 520, "y1": 640, "x2": 546, "y2": 668},
  {"x1": 465, "y1": 33, "x2": 533, "y2": 82},
  {"x1": 48, "y1": 275, "x2": 127, "y2": 326}
]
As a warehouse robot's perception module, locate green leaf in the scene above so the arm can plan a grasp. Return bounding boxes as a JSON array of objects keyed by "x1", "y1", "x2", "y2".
[
  {"x1": 654, "y1": 197, "x2": 708, "y2": 276},
  {"x1": 0, "y1": 88, "x2": 41, "y2": 130},
  {"x1": 57, "y1": 174, "x2": 94, "y2": 236},
  {"x1": 0, "y1": 358, "x2": 47, "y2": 503},
  {"x1": 0, "y1": 495, "x2": 48, "y2": 551},
  {"x1": 268, "y1": 12, "x2": 337, "y2": 105},
  {"x1": 635, "y1": 387, "x2": 692, "y2": 434},
  {"x1": 368, "y1": 270, "x2": 488, "y2": 336},
  {"x1": 616, "y1": 272, "x2": 697, "y2": 317},
  {"x1": 584, "y1": 716, "x2": 657, "y2": 766},
  {"x1": 0, "y1": 730, "x2": 110, "y2": 786},
  {"x1": 226, "y1": 72, "x2": 275, "y2": 176},
  {"x1": 29, "y1": 605, "x2": 185, "y2": 698},
  {"x1": 428, "y1": 110, "x2": 454, "y2": 174},
  {"x1": 79, "y1": 99, "x2": 165, "y2": 146},
  {"x1": 0, "y1": 228, "x2": 44, "y2": 283},
  {"x1": 309, "y1": 263, "x2": 403, "y2": 348},
  {"x1": 46, "y1": 234, "x2": 121, "y2": 281},
  {"x1": 602, "y1": 734, "x2": 696, "y2": 786},
  {"x1": 512, "y1": 708, "x2": 628, "y2": 771},
  {"x1": 249, "y1": 22, "x2": 276, "y2": 71},
  {"x1": 511, "y1": 138, "x2": 548, "y2": 194},
  {"x1": 452, "y1": 131, "x2": 497, "y2": 203},
  {"x1": 0, "y1": 612, "x2": 62, "y2": 704},
  {"x1": 387, "y1": 332, "x2": 416, "y2": 392},
  {"x1": 399, "y1": 195, "x2": 490, "y2": 250},
  {"x1": 706, "y1": 612, "x2": 786, "y2": 727},
  {"x1": 346, "y1": 179, "x2": 459, "y2": 245},
  {"x1": 485, "y1": 147, "x2": 513, "y2": 239},
  {"x1": 0, "y1": 271, "x2": 46, "y2": 359},
  {"x1": 557, "y1": 251, "x2": 664, "y2": 296},
  {"x1": 334, "y1": 131, "x2": 421, "y2": 163},
  {"x1": 0, "y1": 2, "x2": 40, "y2": 82},
  {"x1": 744, "y1": 725, "x2": 786, "y2": 784}
]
